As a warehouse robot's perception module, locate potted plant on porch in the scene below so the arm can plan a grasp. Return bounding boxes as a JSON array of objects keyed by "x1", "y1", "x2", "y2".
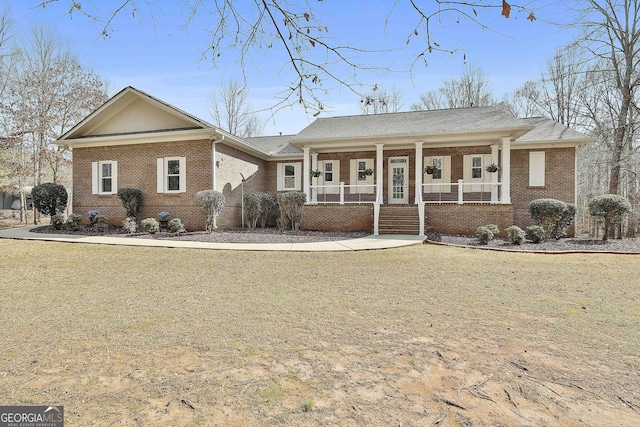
[
  {"x1": 424, "y1": 165, "x2": 440, "y2": 175},
  {"x1": 310, "y1": 168, "x2": 323, "y2": 178},
  {"x1": 365, "y1": 168, "x2": 374, "y2": 176},
  {"x1": 485, "y1": 163, "x2": 500, "y2": 173}
]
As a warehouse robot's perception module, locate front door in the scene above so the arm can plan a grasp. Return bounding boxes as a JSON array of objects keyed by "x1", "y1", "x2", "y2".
[{"x1": 388, "y1": 156, "x2": 409, "y2": 204}]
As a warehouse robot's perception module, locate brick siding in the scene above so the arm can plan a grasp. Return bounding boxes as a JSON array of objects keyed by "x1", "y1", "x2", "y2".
[{"x1": 301, "y1": 204, "x2": 373, "y2": 231}]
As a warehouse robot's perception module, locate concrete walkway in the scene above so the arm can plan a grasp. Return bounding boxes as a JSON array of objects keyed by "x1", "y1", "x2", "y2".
[{"x1": 0, "y1": 226, "x2": 426, "y2": 252}]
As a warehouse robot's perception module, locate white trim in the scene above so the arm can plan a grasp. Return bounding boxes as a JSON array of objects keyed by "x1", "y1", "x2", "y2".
[
  {"x1": 423, "y1": 155, "x2": 451, "y2": 193},
  {"x1": 317, "y1": 160, "x2": 340, "y2": 194},
  {"x1": 463, "y1": 154, "x2": 492, "y2": 193},
  {"x1": 92, "y1": 160, "x2": 118, "y2": 195},
  {"x1": 277, "y1": 162, "x2": 301, "y2": 191},
  {"x1": 157, "y1": 157, "x2": 187, "y2": 193},
  {"x1": 388, "y1": 156, "x2": 409, "y2": 204},
  {"x1": 350, "y1": 159, "x2": 374, "y2": 194},
  {"x1": 529, "y1": 151, "x2": 546, "y2": 187}
]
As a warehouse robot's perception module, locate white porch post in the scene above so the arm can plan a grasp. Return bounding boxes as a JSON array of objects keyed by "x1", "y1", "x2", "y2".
[
  {"x1": 303, "y1": 146, "x2": 311, "y2": 203},
  {"x1": 501, "y1": 137, "x2": 511, "y2": 204},
  {"x1": 311, "y1": 152, "x2": 318, "y2": 203},
  {"x1": 415, "y1": 141, "x2": 423, "y2": 204},
  {"x1": 491, "y1": 144, "x2": 499, "y2": 203},
  {"x1": 376, "y1": 143, "x2": 384, "y2": 204}
]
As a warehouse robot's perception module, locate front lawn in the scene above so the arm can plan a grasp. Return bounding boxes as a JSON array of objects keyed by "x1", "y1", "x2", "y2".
[{"x1": 0, "y1": 240, "x2": 638, "y2": 425}]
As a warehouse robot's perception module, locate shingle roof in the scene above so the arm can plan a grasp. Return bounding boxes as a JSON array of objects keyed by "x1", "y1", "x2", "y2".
[
  {"x1": 291, "y1": 107, "x2": 532, "y2": 142},
  {"x1": 515, "y1": 117, "x2": 593, "y2": 143},
  {"x1": 243, "y1": 134, "x2": 301, "y2": 156}
]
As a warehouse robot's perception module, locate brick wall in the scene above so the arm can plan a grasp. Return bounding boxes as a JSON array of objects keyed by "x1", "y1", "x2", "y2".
[
  {"x1": 425, "y1": 204, "x2": 514, "y2": 235},
  {"x1": 301, "y1": 204, "x2": 373, "y2": 231},
  {"x1": 73, "y1": 139, "x2": 267, "y2": 231},
  {"x1": 511, "y1": 147, "x2": 576, "y2": 233}
]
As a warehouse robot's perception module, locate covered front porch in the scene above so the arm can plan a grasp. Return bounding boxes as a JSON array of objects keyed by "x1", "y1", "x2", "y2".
[{"x1": 300, "y1": 138, "x2": 514, "y2": 236}]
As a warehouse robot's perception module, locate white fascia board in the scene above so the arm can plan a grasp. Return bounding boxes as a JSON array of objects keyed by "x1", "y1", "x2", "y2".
[
  {"x1": 267, "y1": 153, "x2": 304, "y2": 161},
  {"x1": 512, "y1": 138, "x2": 596, "y2": 150},
  {"x1": 58, "y1": 129, "x2": 218, "y2": 149}
]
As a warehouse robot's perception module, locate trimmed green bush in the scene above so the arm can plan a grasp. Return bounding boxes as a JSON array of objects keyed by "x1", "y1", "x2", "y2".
[
  {"x1": 277, "y1": 191, "x2": 307, "y2": 231},
  {"x1": 529, "y1": 198, "x2": 573, "y2": 240},
  {"x1": 51, "y1": 214, "x2": 65, "y2": 230},
  {"x1": 243, "y1": 192, "x2": 261, "y2": 229},
  {"x1": 589, "y1": 194, "x2": 632, "y2": 241},
  {"x1": 32, "y1": 183, "x2": 68, "y2": 217},
  {"x1": 123, "y1": 217, "x2": 137, "y2": 234},
  {"x1": 258, "y1": 192, "x2": 278, "y2": 228},
  {"x1": 168, "y1": 218, "x2": 185, "y2": 234},
  {"x1": 95, "y1": 214, "x2": 108, "y2": 232},
  {"x1": 196, "y1": 190, "x2": 225, "y2": 233},
  {"x1": 475, "y1": 226, "x2": 495, "y2": 245},
  {"x1": 506, "y1": 225, "x2": 525, "y2": 245},
  {"x1": 525, "y1": 225, "x2": 545, "y2": 244},
  {"x1": 65, "y1": 213, "x2": 83, "y2": 231},
  {"x1": 117, "y1": 188, "x2": 144, "y2": 219},
  {"x1": 141, "y1": 218, "x2": 160, "y2": 234},
  {"x1": 486, "y1": 224, "x2": 499, "y2": 235}
]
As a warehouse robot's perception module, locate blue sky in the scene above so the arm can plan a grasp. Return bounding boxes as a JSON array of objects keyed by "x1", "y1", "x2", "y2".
[{"x1": 10, "y1": 1, "x2": 579, "y2": 135}]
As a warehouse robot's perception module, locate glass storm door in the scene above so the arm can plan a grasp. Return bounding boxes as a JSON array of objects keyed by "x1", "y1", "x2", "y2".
[{"x1": 388, "y1": 156, "x2": 409, "y2": 204}]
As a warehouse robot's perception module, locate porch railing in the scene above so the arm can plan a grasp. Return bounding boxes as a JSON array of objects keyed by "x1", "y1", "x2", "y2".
[
  {"x1": 309, "y1": 183, "x2": 376, "y2": 204},
  {"x1": 422, "y1": 180, "x2": 503, "y2": 204}
]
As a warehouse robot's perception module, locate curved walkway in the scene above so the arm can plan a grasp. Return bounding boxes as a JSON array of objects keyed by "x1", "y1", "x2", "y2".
[{"x1": 0, "y1": 226, "x2": 426, "y2": 252}]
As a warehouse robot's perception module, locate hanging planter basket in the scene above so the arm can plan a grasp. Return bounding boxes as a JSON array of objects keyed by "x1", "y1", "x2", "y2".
[
  {"x1": 365, "y1": 168, "x2": 374, "y2": 176},
  {"x1": 424, "y1": 166, "x2": 440, "y2": 175},
  {"x1": 485, "y1": 163, "x2": 500, "y2": 173}
]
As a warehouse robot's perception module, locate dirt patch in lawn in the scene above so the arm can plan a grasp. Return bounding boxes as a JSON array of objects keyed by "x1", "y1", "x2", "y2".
[{"x1": 1, "y1": 241, "x2": 639, "y2": 426}]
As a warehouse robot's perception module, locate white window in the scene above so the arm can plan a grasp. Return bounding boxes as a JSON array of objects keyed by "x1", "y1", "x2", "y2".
[
  {"x1": 463, "y1": 154, "x2": 492, "y2": 192},
  {"x1": 529, "y1": 151, "x2": 546, "y2": 187},
  {"x1": 317, "y1": 160, "x2": 340, "y2": 194},
  {"x1": 423, "y1": 156, "x2": 451, "y2": 193},
  {"x1": 276, "y1": 162, "x2": 302, "y2": 191},
  {"x1": 91, "y1": 160, "x2": 118, "y2": 195},
  {"x1": 157, "y1": 157, "x2": 186, "y2": 193},
  {"x1": 349, "y1": 159, "x2": 374, "y2": 194}
]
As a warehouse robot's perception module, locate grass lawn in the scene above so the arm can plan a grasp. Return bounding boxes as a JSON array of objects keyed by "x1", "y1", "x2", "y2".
[{"x1": 1, "y1": 240, "x2": 639, "y2": 426}]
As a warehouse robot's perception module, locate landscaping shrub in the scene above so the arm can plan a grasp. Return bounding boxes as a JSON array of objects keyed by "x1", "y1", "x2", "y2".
[
  {"x1": 258, "y1": 192, "x2": 278, "y2": 228},
  {"x1": 277, "y1": 191, "x2": 306, "y2": 231},
  {"x1": 65, "y1": 213, "x2": 83, "y2": 231},
  {"x1": 88, "y1": 209, "x2": 99, "y2": 225},
  {"x1": 51, "y1": 214, "x2": 65, "y2": 230},
  {"x1": 589, "y1": 194, "x2": 632, "y2": 241},
  {"x1": 525, "y1": 225, "x2": 545, "y2": 244},
  {"x1": 95, "y1": 214, "x2": 108, "y2": 232},
  {"x1": 475, "y1": 225, "x2": 495, "y2": 245},
  {"x1": 551, "y1": 203, "x2": 576, "y2": 239},
  {"x1": 506, "y1": 225, "x2": 525, "y2": 245},
  {"x1": 196, "y1": 190, "x2": 225, "y2": 233},
  {"x1": 141, "y1": 218, "x2": 160, "y2": 234},
  {"x1": 528, "y1": 198, "x2": 571, "y2": 240},
  {"x1": 117, "y1": 188, "x2": 144, "y2": 219},
  {"x1": 168, "y1": 218, "x2": 185, "y2": 234},
  {"x1": 243, "y1": 192, "x2": 261, "y2": 229},
  {"x1": 32, "y1": 183, "x2": 68, "y2": 217},
  {"x1": 486, "y1": 224, "x2": 499, "y2": 235},
  {"x1": 123, "y1": 217, "x2": 137, "y2": 234}
]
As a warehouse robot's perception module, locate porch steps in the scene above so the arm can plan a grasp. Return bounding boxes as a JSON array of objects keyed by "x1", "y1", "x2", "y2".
[{"x1": 378, "y1": 205, "x2": 421, "y2": 235}]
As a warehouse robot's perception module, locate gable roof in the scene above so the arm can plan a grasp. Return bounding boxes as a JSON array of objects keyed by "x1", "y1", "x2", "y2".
[
  {"x1": 515, "y1": 117, "x2": 594, "y2": 144},
  {"x1": 59, "y1": 86, "x2": 215, "y2": 141},
  {"x1": 291, "y1": 107, "x2": 534, "y2": 144}
]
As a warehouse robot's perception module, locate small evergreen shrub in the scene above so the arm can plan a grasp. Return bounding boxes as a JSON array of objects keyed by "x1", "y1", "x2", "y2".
[
  {"x1": 506, "y1": 225, "x2": 525, "y2": 245},
  {"x1": 65, "y1": 213, "x2": 83, "y2": 231},
  {"x1": 195, "y1": 190, "x2": 225, "y2": 233},
  {"x1": 528, "y1": 198, "x2": 568, "y2": 240},
  {"x1": 277, "y1": 191, "x2": 307, "y2": 231},
  {"x1": 141, "y1": 218, "x2": 160, "y2": 234},
  {"x1": 486, "y1": 224, "x2": 499, "y2": 235},
  {"x1": 525, "y1": 225, "x2": 545, "y2": 244},
  {"x1": 123, "y1": 217, "x2": 137, "y2": 234},
  {"x1": 258, "y1": 192, "x2": 278, "y2": 228},
  {"x1": 475, "y1": 225, "x2": 495, "y2": 245},
  {"x1": 51, "y1": 214, "x2": 65, "y2": 230},
  {"x1": 589, "y1": 194, "x2": 632, "y2": 241},
  {"x1": 87, "y1": 209, "x2": 99, "y2": 225},
  {"x1": 117, "y1": 188, "x2": 144, "y2": 219},
  {"x1": 32, "y1": 183, "x2": 68, "y2": 217},
  {"x1": 168, "y1": 218, "x2": 185, "y2": 234},
  {"x1": 551, "y1": 203, "x2": 576, "y2": 239},
  {"x1": 95, "y1": 214, "x2": 108, "y2": 232},
  {"x1": 243, "y1": 193, "x2": 262, "y2": 229}
]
